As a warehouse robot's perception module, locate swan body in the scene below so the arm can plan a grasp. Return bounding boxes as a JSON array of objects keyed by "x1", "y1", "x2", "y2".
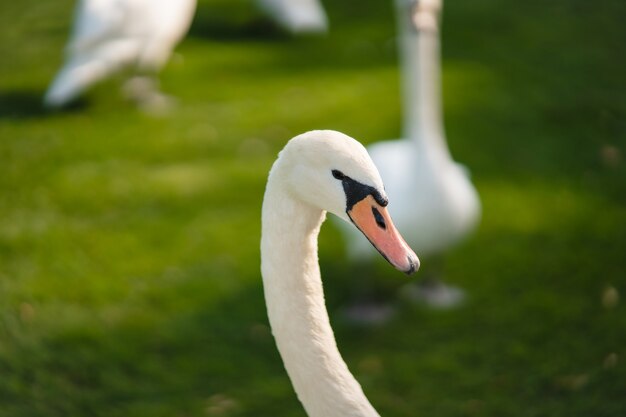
[
  {"x1": 256, "y1": 0, "x2": 328, "y2": 33},
  {"x1": 261, "y1": 130, "x2": 418, "y2": 416},
  {"x1": 44, "y1": 0, "x2": 197, "y2": 107},
  {"x1": 342, "y1": 0, "x2": 480, "y2": 260}
]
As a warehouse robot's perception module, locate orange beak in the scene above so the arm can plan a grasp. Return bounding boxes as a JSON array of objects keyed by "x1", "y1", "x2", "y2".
[{"x1": 347, "y1": 195, "x2": 420, "y2": 275}]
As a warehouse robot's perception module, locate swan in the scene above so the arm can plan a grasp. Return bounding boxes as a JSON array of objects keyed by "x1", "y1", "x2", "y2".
[
  {"x1": 43, "y1": 0, "x2": 197, "y2": 108},
  {"x1": 256, "y1": 0, "x2": 328, "y2": 34},
  {"x1": 340, "y1": 0, "x2": 480, "y2": 307},
  {"x1": 261, "y1": 130, "x2": 419, "y2": 417}
]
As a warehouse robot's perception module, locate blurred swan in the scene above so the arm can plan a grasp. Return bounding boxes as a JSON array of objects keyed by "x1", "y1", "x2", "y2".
[
  {"x1": 44, "y1": 0, "x2": 197, "y2": 109},
  {"x1": 340, "y1": 0, "x2": 480, "y2": 309},
  {"x1": 256, "y1": 0, "x2": 328, "y2": 33}
]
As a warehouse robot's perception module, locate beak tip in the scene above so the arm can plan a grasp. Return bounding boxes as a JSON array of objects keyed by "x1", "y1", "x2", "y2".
[{"x1": 404, "y1": 254, "x2": 420, "y2": 275}]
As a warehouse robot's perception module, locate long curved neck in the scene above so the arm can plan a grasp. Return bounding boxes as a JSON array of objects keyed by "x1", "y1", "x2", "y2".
[
  {"x1": 261, "y1": 170, "x2": 380, "y2": 417},
  {"x1": 396, "y1": 0, "x2": 451, "y2": 161}
]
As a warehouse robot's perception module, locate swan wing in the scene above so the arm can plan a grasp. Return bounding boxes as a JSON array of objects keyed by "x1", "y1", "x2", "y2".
[
  {"x1": 135, "y1": 0, "x2": 197, "y2": 70},
  {"x1": 67, "y1": 0, "x2": 128, "y2": 53},
  {"x1": 43, "y1": 0, "x2": 140, "y2": 107}
]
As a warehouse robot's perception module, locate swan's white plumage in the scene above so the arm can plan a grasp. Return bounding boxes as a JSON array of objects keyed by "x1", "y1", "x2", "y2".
[
  {"x1": 342, "y1": 0, "x2": 480, "y2": 259},
  {"x1": 44, "y1": 0, "x2": 196, "y2": 107},
  {"x1": 262, "y1": 130, "x2": 404, "y2": 417},
  {"x1": 256, "y1": 0, "x2": 328, "y2": 33}
]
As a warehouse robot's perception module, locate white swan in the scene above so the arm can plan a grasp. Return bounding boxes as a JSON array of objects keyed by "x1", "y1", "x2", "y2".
[
  {"x1": 342, "y1": 0, "x2": 480, "y2": 267},
  {"x1": 256, "y1": 0, "x2": 328, "y2": 34},
  {"x1": 44, "y1": 0, "x2": 197, "y2": 108},
  {"x1": 261, "y1": 130, "x2": 419, "y2": 417}
]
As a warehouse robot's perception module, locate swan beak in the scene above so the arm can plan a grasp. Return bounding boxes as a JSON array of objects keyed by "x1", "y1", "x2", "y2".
[{"x1": 347, "y1": 195, "x2": 420, "y2": 275}]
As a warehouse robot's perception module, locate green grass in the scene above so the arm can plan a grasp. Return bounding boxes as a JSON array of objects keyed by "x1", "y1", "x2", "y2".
[{"x1": 1, "y1": 0, "x2": 625, "y2": 416}]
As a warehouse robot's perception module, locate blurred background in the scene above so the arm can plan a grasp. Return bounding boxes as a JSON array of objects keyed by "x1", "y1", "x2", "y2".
[{"x1": 0, "y1": 0, "x2": 625, "y2": 416}]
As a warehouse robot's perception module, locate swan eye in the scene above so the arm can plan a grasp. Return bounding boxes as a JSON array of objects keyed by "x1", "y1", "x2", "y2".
[
  {"x1": 372, "y1": 207, "x2": 386, "y2": 230},
  {"x1": 331, "y1": 170, "x2": 345, "y2": 180}
]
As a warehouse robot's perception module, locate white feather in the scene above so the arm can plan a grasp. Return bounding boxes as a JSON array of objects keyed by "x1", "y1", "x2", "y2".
[{"x1": 256, "y1": 0, "x2": 328, "y2": 33}]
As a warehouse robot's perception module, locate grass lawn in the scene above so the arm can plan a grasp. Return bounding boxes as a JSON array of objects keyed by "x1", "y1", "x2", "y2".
[{"x1": 0, "y1": 0, "x2": 625, "y2": 416}]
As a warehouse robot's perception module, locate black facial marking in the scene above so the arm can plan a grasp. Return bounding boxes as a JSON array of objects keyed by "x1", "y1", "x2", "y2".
[
  {"x1": 372, "y1": 207, "x2": 386, "y2": 230},
  {"x1": 330, "y1": 170, "x2": 387, "y2": 211},
  {"x1": 331, "y1": 169, "x2": 345, "y2": 180}
]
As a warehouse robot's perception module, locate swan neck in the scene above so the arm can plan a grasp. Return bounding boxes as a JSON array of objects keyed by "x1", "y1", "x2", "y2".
[
  {"x1": 261, "y1": 175, "x2": 380, "y2": 417},
  {"x1": 396, "y1": 0, "x2": 452, "y2": 160}
]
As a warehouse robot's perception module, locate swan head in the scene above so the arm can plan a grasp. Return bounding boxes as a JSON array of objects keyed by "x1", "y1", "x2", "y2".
[
  {"x1": 274, "y1": 130, "x2": 420, "y2": 274},
  {"x1": 396, "y1": 0, "x2": 441, "y2": 32}
]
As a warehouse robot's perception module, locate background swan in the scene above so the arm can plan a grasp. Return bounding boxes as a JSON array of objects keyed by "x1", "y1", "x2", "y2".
[
  {"x1": 340, "y1": 0, "x2": 480, "y2": 308},
  {"x1": 44, "y1": 0, "x2": 197, "y2": 109},
  {"x1": 261, "y1": 130, "x2": 418, "y2": 417},
  {"x1": 256, "y1": 0, "x2": 328, "y2": 34}
]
